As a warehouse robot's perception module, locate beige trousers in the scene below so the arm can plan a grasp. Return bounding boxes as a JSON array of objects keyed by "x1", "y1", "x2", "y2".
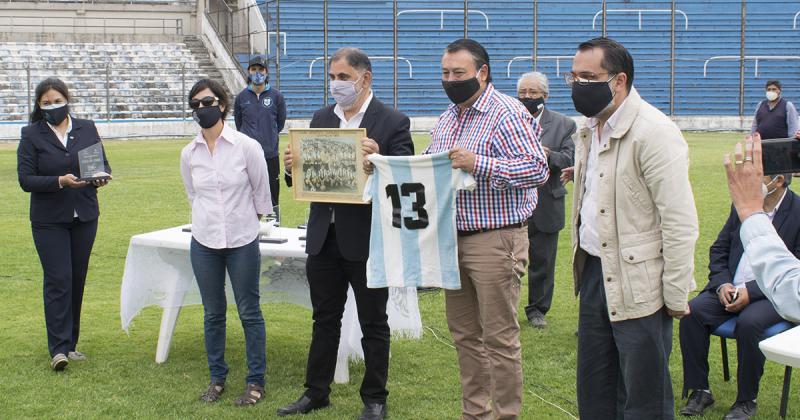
[{"x1": 446, "y1": 226, "x2": 528, "y2": 420}]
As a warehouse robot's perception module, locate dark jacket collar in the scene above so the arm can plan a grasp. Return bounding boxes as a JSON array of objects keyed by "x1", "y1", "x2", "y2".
[
  {"x1": 360, "y1": 96, "x2": 382, "y2": 133},
  {"x1": 772, "y1": 188, "x2": 796, "y2": 232},
  {"x1": 322, "y1": 96, "x2": 383, "y2": 133},
  {"x1": 538, "y1": 108, "x2": 552, "y2": 127},
  {"x1": 36, "y1": 117, "x2": 85, "y2": 151}
]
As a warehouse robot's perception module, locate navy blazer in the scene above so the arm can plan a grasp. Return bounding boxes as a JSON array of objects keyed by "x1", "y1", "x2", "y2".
[
  {"x1": 17, "y1": 118, "x2": 111, "y2": 223},
  {"x1": 286, "y1": 98, "x2": 414, "y2": 261},
  {"x1": 704, "y1": 189, "x2": 800, "y2": 300}
]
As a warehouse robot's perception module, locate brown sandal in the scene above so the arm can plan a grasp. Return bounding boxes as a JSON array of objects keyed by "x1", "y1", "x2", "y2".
[
  {"x1": 234, "y1": 383, "x2": 265, "y2": 406},
  {"x1": 199, "y1": 382, "x2": 225, "y2": 403}
]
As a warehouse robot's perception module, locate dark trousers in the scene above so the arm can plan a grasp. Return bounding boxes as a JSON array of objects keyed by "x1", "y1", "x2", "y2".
[
  {"x1": 525, "y1": 223, "x2": 559, "y2": 318},
  {"x1": 190, "y1": 237, "x2": 266, "y2": 386},
  {"x1": 304, "y1": 225, "x2": 390, "y2": 404},
  {"x1": 679, "y1": 290, "x2": 783, "y2": 402},
  {"x1": 31, "y1": 218, "x2": 98, "y2": 357},
  {"x1": 577, "y1": 255, "x2": 675, "y2": 420},
  {"x1": 266, "y1": 155, "x2": 280, "y2": 207}
]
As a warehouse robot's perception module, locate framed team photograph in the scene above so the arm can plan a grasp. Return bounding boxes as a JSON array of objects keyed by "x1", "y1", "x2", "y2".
[{"x1": 289, "y1": 128, "x2": 368, "y2": 204}]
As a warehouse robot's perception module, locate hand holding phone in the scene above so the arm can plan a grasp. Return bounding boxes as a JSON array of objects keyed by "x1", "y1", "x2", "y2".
[
  {"x1": 761, "y1": 137, "x2": 800, "y2": 175},
  {"x1": 726, "y1": 287, "x2": 750, "y2": 313}
]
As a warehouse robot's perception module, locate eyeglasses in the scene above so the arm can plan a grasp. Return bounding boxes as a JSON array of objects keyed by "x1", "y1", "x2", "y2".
[
  {"x1": 517, "y1": 90, "x2": 545, "y2": 97},
  {"x1": 189, "y1": 96, "x2": 219, "y2": 110},
  {"x1": 564, "y1": 72, "x2": 615, "y2": 87}
]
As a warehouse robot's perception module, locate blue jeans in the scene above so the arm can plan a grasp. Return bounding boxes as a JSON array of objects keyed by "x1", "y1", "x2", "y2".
[{"x1": 190, "y1": 237, "x2": 266, "y2": 386}]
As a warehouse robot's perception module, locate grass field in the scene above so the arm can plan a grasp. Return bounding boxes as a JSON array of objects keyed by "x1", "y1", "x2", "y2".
[{"x1": 0, "y1": 132, "x2": 797, "y2": 419}]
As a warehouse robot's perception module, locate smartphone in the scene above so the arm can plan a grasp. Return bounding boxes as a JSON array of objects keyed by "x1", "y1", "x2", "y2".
[{"x1": 762, "y1": 138, "x2": 800, "y2": 175}]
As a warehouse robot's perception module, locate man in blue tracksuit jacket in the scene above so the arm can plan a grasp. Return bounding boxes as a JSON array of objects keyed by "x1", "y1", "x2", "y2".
[{"x1": 234, "y1": 55, "x2": 287, "y2": 219}]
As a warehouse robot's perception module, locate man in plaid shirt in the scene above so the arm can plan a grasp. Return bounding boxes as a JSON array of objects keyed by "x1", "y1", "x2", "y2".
[{"x1": 424, "y1": 38, "x2": 549, "y2": 420}]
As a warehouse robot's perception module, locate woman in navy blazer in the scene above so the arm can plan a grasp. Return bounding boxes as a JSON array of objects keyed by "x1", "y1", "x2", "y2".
[{"x1": 17, "y1": 78, "x2": 111, "y2": 371}]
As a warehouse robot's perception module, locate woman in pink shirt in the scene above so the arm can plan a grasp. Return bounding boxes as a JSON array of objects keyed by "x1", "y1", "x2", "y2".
[{"x1": 179, "y1": 79, "x2": 271, "y2": 406}]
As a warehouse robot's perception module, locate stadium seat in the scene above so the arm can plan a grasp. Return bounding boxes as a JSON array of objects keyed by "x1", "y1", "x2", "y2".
[{"x1": 709, "y1": 316, "x2": 795, "y2": 419}]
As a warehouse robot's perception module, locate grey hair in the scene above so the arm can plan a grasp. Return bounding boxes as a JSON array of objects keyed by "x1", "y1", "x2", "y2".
[
  {"x1": 516, "y1": 71, "x2": 549, "y2": 94},
  {"x1": 329, "y1": 47, "x2": 372, "y2": 73}
]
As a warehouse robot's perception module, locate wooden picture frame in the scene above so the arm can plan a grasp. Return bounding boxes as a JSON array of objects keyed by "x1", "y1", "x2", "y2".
[{"x1": 289, "y1": 128, "x2": 368, "y2": 204}]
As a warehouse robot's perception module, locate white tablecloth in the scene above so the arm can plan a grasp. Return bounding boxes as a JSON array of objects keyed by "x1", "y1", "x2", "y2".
[{"x1": 120, "y1": 225, "x2": 422, "y2": 382}]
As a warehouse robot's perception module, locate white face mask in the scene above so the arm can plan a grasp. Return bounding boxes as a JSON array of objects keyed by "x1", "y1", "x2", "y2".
[
  {"x1": 330, "y1": 73, "x2": 363, "y2": 109},
  {"x1": 761, "y1": 177, "x2": 779, "y2": 197},
  {"x1": 766, "y1": 91, "x2": 779, "y2": 102}
]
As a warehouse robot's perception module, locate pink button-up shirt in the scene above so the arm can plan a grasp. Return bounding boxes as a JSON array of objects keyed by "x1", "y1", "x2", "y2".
[{"x1": 180, "y1": 124, "x2": 272, "y2": 249}]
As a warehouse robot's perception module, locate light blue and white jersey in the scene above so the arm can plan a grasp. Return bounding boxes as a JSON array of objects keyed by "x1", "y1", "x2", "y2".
[{"x1": 364, "y1": 151, "x2": 476, "y2": 289}]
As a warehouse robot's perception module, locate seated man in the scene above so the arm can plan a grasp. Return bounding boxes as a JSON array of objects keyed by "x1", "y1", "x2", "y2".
[
  {"x1": 679, "y1": 172, "x2": 799, "y2": 420},
  {"x1": 727, "y1": 134, "x2": 800, "y2": 323}
]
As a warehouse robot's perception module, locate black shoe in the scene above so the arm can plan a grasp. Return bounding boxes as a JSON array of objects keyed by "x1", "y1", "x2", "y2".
[
  {"x1": 528, "y1": 312, "x2": 547, "y2": 329},
  {"x1": 276, "y1": 394, "x2": 330, "y2": 416},
  {"x1": 680, "y1": 390, "x2": 714, "y2": 416},
  {"x1": 723, "y1": 400, "x2": 757, "y2": 420},
  {"x1": 358, "y1": 403, "x2": 387, "y2": 420}
]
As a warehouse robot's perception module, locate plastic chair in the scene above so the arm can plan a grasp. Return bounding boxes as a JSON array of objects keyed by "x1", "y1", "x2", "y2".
[
  {"x1": 712, "y1": 316, "x2": 795, "y2": 418},
  {"x1": 760, "y1": 326, "x2": 800, "y2": 419}
]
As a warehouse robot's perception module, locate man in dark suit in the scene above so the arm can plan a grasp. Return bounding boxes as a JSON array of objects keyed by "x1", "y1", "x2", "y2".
[
  {"x1": 516, "y1": 72, "x2": 576, "y2": 328},
  {"x1": 679, "y1": 173, "x2": 800, "y2": 420},
  {"x1": 277, "y1": 47, "x2": 413, "y2": 420}
]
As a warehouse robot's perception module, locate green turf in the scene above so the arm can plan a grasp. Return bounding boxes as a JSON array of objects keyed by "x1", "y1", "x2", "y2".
[{"x1": 0, "y1": 132, "x2": 796, "y2": 419}]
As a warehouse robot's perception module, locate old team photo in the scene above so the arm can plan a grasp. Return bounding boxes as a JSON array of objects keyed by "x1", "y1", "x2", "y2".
[{"x1": 289, "y1": 128, "x2": 366, "y2": 203}]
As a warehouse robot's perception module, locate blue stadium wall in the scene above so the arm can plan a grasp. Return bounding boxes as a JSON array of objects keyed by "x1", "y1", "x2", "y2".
[{"x1": 240, "y1": 0, "x2": 800, "y2": 120}]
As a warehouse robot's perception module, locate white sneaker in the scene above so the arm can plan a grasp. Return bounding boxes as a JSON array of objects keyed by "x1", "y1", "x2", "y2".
[{"x1": 68, "y1": 351, "x2": 87, "y2": 361}]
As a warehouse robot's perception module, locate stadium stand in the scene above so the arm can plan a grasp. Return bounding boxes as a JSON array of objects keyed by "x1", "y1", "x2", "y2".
[
  {"x1": 1, "y1": 0, "x2": 798, "y2": 123},
  {"x1": 0, "y1": 37, "x2": 228, "y2": 121},
  {"x1": 256, "y1": 0, "x2": 800, "y2": 119}
]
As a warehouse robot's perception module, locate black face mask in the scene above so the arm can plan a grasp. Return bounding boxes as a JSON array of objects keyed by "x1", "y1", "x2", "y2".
[
  {"x1": 571, "y1": 77, "x2": 615, "y2": 118},
  {"x1": 193, "y1": 106, "x2": 223, "y2": 129},
  {"x1": 442, "y1": 76, "x2": 481, "y2": 104},
  {"x1": 518, "y1": 97, "x2": 545, "y2": 115},
  {"x1": 42, "y1": 104, "x2": 69, "y2": 125}
]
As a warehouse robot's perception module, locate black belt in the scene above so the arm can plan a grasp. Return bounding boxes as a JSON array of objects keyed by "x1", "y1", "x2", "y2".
[{"x1": 457, "y1": 220, "x2": 528, "y2": 237}]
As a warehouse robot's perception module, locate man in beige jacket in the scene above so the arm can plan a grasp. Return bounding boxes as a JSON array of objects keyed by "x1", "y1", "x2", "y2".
[{"x1": 569, "y1": 37, "x2": 699, "y2": 420}]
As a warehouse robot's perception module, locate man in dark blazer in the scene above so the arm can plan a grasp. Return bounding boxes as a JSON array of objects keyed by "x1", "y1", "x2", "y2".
[
  {"x1": 679, "y1": 173, "x2": 800, "y2": 420},
  {"x1": 516, "y1": 72, "x2": 576, "y2": 328},
  {"x1": 277, "y1": 47, "x2": 413, "y2": 420}
]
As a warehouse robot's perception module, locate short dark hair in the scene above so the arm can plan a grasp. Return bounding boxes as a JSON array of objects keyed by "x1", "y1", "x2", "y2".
[
  {"x1": 188, "y1": 78, "x2": 230, "y2": 120},
  {"x1": 445, "y1": 38, "x2": 492, "y2": 83},
  {"x1": 578, "y1": 37, "x2": 634, "y2": 91},
  {"x1": 766, "y1": 79, "x2": 782, "y2": 90},
  {"x1": 330, "y1": 47, "x2": 372, "y2": 73},
  {"x1": 30, "y1": 77, "x2": 71, "y2": 124}
]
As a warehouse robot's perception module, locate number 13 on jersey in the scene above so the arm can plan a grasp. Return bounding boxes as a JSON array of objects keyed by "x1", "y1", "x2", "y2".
[
  {"x1": 385, "y1": 182, "x2": 429, "y2": 229},
  {"x1": 363, "y1": 152, "x2": 475, "y2": 290}
]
